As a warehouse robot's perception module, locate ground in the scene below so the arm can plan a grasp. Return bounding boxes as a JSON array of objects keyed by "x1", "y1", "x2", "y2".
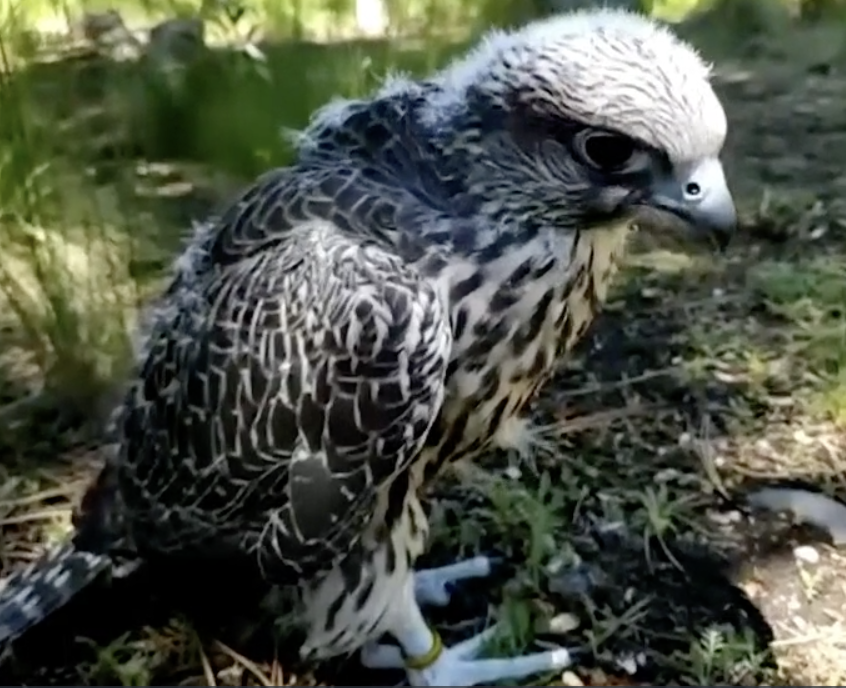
[{"x1": 1, "y1": 11, "x2": 846, "y2": 687}]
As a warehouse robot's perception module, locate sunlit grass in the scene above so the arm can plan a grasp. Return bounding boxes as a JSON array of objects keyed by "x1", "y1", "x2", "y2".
[
  {"x1": 0, "y1": 0, "x2": 470, "y2": 431},
  {"x1": 748, "y1": 256, "x2": 846, "y2": 423},
  {"x1": 0, "y1": 40, "x2": 138, "y2": 423}
]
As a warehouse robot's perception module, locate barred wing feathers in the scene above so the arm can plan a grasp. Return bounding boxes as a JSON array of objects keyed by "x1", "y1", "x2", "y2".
[{"x1": 119, "y1": 169, "x2": 453, "y2": 581}]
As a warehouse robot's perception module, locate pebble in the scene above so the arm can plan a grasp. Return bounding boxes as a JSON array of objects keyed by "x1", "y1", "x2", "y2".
[
  {"x1": 552, "y1": 612, "x2": 581, "y2": 633},
  {"x1": 793, "y1": 544, "x2": 820, "y2": 564},
  {"x1": 504, "y1": 465, "x2": 522, "y2": 480},
  {"x1": 558, "y1": 670, "x2": 585, "y2": 686}
]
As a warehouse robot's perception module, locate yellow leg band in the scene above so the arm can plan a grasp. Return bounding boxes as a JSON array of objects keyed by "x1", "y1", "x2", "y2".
[{"x1": 404, "y1": 627, "x2": 444, "y2": 671}]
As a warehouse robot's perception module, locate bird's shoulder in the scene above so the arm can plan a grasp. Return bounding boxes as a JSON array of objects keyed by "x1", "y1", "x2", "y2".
[
  {"x1": 111, "y1": 197, "x2": 455, "y2": 566},
  {"x1": 137, "y1": 208, "x2": 454, "y2": 456}
]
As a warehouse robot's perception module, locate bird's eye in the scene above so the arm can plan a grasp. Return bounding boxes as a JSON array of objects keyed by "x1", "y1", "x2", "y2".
[{"x1": 576, "y1": 131, "x2": 637, "y2": 172}]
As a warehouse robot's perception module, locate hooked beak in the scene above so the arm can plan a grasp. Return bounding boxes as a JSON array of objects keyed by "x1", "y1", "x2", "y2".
[{"x1": 643, "y1": 158, "x2": 736, "y2": 251}]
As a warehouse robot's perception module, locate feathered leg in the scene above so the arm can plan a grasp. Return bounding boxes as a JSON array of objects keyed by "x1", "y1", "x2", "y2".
[
  {"x1": 361, "y1": 571, "x2": 573, "y2": 686},
  {"x1": 297, "y1": 493, "x2": 571, "y2": 685}
]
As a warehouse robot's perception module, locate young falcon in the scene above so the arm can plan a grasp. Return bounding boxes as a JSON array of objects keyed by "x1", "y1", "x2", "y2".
[{"x1": 0, "y1": 7, "x2": 735, "y2": 687}]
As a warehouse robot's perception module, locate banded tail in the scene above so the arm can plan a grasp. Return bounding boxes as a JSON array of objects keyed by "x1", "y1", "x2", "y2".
[{"x1": 0, "y1": 543, "x2": 114, "y2": 646}]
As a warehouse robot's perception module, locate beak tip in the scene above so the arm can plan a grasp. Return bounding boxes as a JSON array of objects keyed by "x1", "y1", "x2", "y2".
[
  {"x1": 704, "y1": 207, "x2": 737, "y2": 253},
  {"x1": 685, "y1": 194, "x2": 736, "y2": 251},
  {"x1": 711, "y1": 225, "x2": 734, "y2": 252}
]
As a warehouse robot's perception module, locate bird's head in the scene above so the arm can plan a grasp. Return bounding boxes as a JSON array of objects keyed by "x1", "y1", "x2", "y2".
[{"x1": 422, "y1": 8, "x2": 735, "y2": 249}]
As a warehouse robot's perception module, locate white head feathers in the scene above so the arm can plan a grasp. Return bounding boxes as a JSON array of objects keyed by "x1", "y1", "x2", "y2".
[{"x1": 423, "y1": 8, "x2": 726, "y2": 164}]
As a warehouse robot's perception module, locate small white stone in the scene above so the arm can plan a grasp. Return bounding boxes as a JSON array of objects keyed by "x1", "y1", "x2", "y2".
[
  {"x1": 560, "y1": 670, "x2": 585, "y2": 686},
  {"x1": 547, "y1": 612, "x2": 581, "y2": 634},
  {"x1": 504, "y1": 465, "x2": 522, "y2": 480},
  {"x1": 616, "y1": 653, "x2": 639, "y2": 675},
  {"x1": 793, "y1": 545, "x2": 820, "y2": 564},
  {"x1": 561, "y1": 671, "x2": 585, "y2": 686}
]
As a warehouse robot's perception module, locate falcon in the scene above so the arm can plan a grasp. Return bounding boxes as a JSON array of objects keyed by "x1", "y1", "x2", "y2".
[{"x1": 0, "y1": 8, "x2": 736, "y2": 686}]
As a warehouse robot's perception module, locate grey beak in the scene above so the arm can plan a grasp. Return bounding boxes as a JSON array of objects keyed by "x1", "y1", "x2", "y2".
[{"x1": 646, "y1": 158, "x2": 736, "y2": 251}]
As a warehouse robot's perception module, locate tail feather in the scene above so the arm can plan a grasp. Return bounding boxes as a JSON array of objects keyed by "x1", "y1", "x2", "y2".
[{"x1": 0, "y1": 543, "x2": 113, "y2": 646}]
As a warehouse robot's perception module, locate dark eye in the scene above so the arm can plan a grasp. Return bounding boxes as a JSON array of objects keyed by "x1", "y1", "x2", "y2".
[{"x1": 576, "y1": 130, "x2": 637, "y2": 172}]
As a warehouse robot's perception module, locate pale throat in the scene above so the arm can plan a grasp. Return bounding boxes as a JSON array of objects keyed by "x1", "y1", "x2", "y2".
[
  {"x1": 526, "y1": 219, "x2": 632, "y2": 363},
  {"x1": 434, "y1": 219, "x2": 632, "y2": 441}
]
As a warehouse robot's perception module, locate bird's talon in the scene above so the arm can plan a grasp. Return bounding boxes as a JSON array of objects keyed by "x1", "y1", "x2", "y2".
[
  {"x1": 405, "y1": 626, "x2": 574, "y2": 686},
  {"x1": 414, "y1": 556, "x2": 496, "y2": 607}
]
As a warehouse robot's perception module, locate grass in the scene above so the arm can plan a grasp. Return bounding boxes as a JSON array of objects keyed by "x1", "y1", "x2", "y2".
[
  {"x1": 0, "y1": 5, "x2": 468, "y2": 438},
  {"x1": 1, "y1": 0, "x2": 846, "y2": 685}
]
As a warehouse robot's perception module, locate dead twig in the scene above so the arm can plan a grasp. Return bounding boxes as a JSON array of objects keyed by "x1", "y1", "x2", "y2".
[{"x1": 212, "y1": 641, "x2": 273, "y2": 687}]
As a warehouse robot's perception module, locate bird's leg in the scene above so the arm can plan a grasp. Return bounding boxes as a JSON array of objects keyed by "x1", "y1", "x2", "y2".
[
  {"x1": 413, "y1": 555, "x2": 494, "y2": 607},
  {"x1": 360, "y1": 574, "x2": 573, "y2": 687}
]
